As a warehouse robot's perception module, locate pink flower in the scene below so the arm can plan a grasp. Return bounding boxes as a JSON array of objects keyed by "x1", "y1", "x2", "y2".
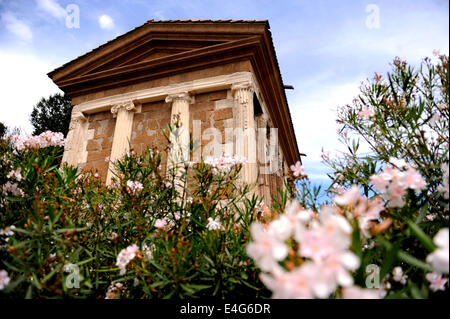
[
  {"x1": 298, "y1": 228, "x2": 337, "y2": 263},
  {"x1": 12, "y1": 131, "x2": 65, "y2": 150},
  {"x1": 426, "y1": 273, "x2": 448, "y2": 292},
  {"x1": 438, "y1": 163, "x2": 449, "y2": 199},
  {"x1": 358, "y1": 107, "x2": 375, "y2": 120},
  {"x1": 126, "y1": 180, "x2": 143, "y2": 194},
  {"x1": 321, "y1": 147, "x2": 331, "y2": 161},
  {"x1": 389, "y1": 157, "x2": 407, "y2": 169},
  {"x1": 260, "y1": 263, "x2": 317, "y2": 299},
  {"x1": 0, "y1": 225, "x2": 15, "y2": 236},
  {"x1": 426, "y1": 228, "x2": 449, "y2": 274},
  {"x1": 7, "y1": 167, "x2": 22, "y2": 181},
  {"x1": 342, "y1": 286, "x2": 383, "y2": 299},
  {"x1": 206, "y1": 216, "x2": 224, "y2": 231},
  {"x1": 0, "y1": 270, "x2": 10, "y2": 290},
  {"x1": 403, "y1": 167, "x2": 426, "y2": 191},
  {"x1": 370, "y1": 161, "x2": 427, "y2": 208},
  {"x1": 319, "y1": 251, "x2": 360, "y2": 290},
  {"x1": 290, "y1": 161, "x2": 306, "y2": 178},
  {"x1": 429, "y1": 112, "x2": 441, "y2": 126},
  {"x1": 2, "y1": 182, "x2": 25, "y2": 197},
  {"x1": 154, "y1": 219, "x2": 167, "y2": 229},
  {"x1": 392, "y1": 266, "x2": 408, "y2": 285},
  {"x1": 116, "y1": 244, "x2": 139, "y2": 275},
  {"x1": 269, "y1": 200, "x2": 309, "y2": 241},
  {"x1": 333, "y1": 185, "x2": 361, "y2": 207},
  {"x1": 246, "y1": 222, "x2": 288, "y2": 272}
]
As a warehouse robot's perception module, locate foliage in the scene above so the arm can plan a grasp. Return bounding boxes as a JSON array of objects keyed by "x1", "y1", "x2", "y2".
[
  {"x1": 30, "y1": 93, "x2": 72, "y2": 138},
  {"x1": 0, "y1": 127, "x2": 269, "y2": 299}
]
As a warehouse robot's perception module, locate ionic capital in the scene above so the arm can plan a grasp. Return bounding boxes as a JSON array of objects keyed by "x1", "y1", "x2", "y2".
[
  {"x1": 111, "y1": 100, "x2": 137, "y2": 118},
  {"x1": 69, "y1": 112, "x2": 87, "y2": 130},
  {"x1": 165, "y1": 92, "x2": 194, "y2": 104},
  {"x1": 231, "y1": 82, "x2": 254, "y2": 104}
]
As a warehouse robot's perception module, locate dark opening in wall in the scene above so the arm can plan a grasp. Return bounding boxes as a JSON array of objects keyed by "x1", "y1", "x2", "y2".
[{"x1": 253, "y1": 93, "x2": 263, "y2": 116}]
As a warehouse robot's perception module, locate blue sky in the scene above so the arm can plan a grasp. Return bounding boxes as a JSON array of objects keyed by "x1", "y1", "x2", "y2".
[{"x1": 0, "y1": 0, "x2": 448, "y2": 187}]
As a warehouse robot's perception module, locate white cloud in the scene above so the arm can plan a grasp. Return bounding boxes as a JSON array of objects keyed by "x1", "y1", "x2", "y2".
[
  {"x1": 291, "y1": 81, "x2": 362, "y2": 162},
  {"x1": 98, "y1": 14, "x2": 115, "y2": 30},
  {"x1": 0, "y1": 51, "x2": 62, "y2": 134},
  {"x1": 36, "y1": 0, "x2": 67, "y2": 20},
  {"x1": 1, "y1": 12, "x2": 33, "y2": 41}
]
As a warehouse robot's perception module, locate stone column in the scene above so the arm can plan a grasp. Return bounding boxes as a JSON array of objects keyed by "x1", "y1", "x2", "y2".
[
  {"x1": 231, "y1": 82, "x2": 258, "y2": 187},
  {"x1": 165, "y1": 92, "x2": 193, "y2": 171},
  {"x1": 106, "y1": 100, "x2": 138, "y2": 185},
  {"x1": 62, "y1": 111, "x2": 87, "y2": 167},
  {"x1": 256, "y1": 114, "x2": 270, "y2": 204}
]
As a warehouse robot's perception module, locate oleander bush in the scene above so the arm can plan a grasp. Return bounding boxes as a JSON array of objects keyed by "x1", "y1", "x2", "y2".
[
  {"x1": 0, "y1": 52, "x2": 448, "y2": 299},
  {"x1": 0, "y1": 131, "x2": 268, "y2": 298},
  {"x1": 246, "y1": 52, "x2": 448, "y2": 299}
]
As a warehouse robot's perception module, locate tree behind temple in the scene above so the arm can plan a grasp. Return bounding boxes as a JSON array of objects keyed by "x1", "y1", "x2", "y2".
[{"x1": 30, "y1": 93, "x2": 72, "y2": 137}]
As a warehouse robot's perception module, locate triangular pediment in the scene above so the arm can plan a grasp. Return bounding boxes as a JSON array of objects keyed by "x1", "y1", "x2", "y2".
[
  {"x1": 75, "y1": 39, "x2": 226, "y2": 77},
  {"x1": 49, "y1": 21, "x2": 272, "y2": 87}
]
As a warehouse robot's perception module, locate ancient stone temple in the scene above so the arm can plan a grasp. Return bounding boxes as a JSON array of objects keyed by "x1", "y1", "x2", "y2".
[{"x1": 48, "y1": 20, "x2": 301, "y2": 205}]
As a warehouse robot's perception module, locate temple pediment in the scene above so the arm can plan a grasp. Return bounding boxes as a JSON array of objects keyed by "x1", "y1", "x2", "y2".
[{"x1": 48, "y1": 20, "x2": 269, "y2": 96}]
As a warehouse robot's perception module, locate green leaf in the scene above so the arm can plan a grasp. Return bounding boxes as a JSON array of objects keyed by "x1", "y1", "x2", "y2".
[
  {"x1": 414, "y1": 204, "x2": 428, "y2": 225},
  {"x1": 380, "y1": 242, "x2": 400, "y2": 280},
  {"x1": 407, "y1": 220, "x2": 436, "y2": 252},
  {"x1": 398, "y1": 250, "x2": 433, "y2": 272},
  {"x1": 25, "y1": 284, "x2": 33, "y2": 299}
]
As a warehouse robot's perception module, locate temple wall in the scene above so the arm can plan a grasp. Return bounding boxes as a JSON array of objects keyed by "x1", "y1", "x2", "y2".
[
  {"x1": 82, "y1": 110, "x2": 115, "y2": 183},
  {"x1": 65, "y1": 62, "x2": 288, "y2": 204}
]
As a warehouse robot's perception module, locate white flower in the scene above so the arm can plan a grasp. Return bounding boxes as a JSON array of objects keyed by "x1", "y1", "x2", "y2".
[
  {"x1": 0, "y1": 270, "x2": 10, "y2": 290},
  {"x1": 206, "y1": 216, "x2": 224, "y2": 231},
  {"x1": 426, "y1": 272, "x2": 448, "y2": 292},
  {"x1": 426, "y1": 228, "x2": 449, "y2": 274}
]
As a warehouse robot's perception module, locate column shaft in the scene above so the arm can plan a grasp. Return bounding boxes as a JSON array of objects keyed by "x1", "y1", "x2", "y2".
[{"x1": 106, "y1": 101, "x2": 137, "y2": 185}]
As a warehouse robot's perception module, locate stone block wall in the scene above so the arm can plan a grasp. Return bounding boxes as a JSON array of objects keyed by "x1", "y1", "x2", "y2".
[
  {"x1": 130, "y1": 100, "x2": 171, "y2": 171},
  {"x1": 83, "y1": 110, "x2": 115, "y2": 183}
]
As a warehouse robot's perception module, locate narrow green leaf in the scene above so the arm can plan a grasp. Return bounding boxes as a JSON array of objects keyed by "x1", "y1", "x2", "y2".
[{"x1": 407, "y1": 220, "x2": 436, "y2": 251}]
